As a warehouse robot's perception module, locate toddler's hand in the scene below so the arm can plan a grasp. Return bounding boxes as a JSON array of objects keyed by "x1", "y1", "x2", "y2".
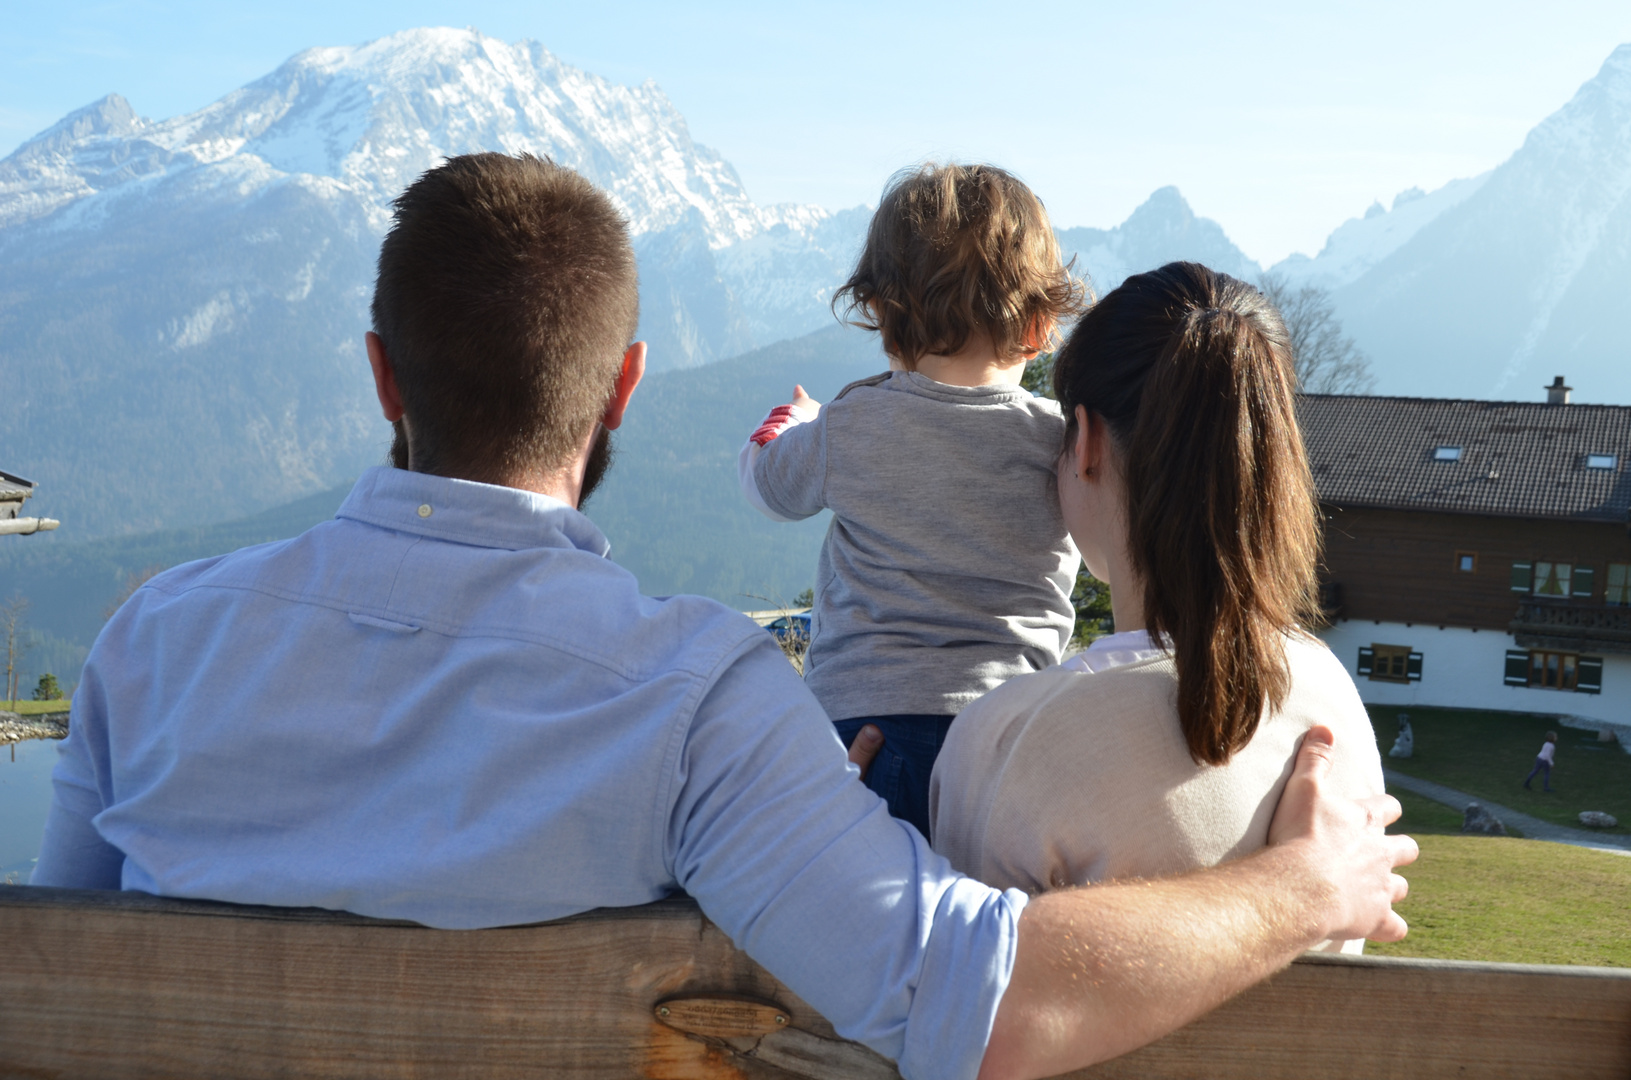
[{"x1": 749, "y1": 385, "x2": 821, "y2": 447}]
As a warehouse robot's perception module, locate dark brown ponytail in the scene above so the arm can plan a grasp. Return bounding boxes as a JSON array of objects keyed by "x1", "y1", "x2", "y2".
[{"x1": 1053, "y1": 262, "x2": 1320, "y2": 766}]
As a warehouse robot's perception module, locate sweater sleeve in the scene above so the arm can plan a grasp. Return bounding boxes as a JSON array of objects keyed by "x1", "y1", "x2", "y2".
[{"x1": 739, "y1": 402, "x2": 827, "y2": 521}]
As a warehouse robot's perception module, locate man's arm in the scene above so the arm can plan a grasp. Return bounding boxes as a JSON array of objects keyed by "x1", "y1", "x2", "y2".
[
  {"x1": 32, "y1": 660, "x2": 125, "y2": 889},
  {"x1": 676, "y1": 639, "x2": 1413, "y2": 1080},
  {"x1": 977, "y1": 727, "x2": 1415, "y2": 1080}
]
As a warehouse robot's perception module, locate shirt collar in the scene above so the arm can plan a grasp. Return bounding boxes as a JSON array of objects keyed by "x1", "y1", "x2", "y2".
[
  {"x1": 1060, "y1": 629, "x2": 1168, "y2": 675},
  {"x1": 335, "y1": 466, "x2": 612, "y2": 556}
]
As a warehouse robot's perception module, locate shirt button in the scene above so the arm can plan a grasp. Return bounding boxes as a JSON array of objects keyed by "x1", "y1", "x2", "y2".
[{"x1": 417, "y1": 504, "x2": 433, "y2": 518}]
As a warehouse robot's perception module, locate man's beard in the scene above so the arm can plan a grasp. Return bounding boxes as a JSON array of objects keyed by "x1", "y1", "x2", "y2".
[
  {"x1": 389, "y1": 420, "x2": 409, "y2": 470},
  {"x1": 387, "y1": 418, "x2": 614, "y2": 508},
  {"x1": 578, "y1": 425, "x2": 615, "y2": 508}
]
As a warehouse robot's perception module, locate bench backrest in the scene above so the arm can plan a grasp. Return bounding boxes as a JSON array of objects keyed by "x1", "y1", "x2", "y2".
[{"x1": 2, "y1": 886, "x2": 1628, "y2": 1079}]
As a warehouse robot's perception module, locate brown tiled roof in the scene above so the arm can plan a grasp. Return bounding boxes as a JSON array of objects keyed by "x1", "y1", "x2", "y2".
[{"x1": 1297, "y1": 394, "x2": 1631, "y2": 523}]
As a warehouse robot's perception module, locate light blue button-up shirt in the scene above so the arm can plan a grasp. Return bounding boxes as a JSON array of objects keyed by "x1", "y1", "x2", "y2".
[{"x1": 33, "y1": 467, "x2": 1026, "y2": 1080}]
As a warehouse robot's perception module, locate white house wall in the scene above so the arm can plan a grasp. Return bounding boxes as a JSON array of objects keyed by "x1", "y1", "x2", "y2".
[{"x1": 1317, "y1": 619, "x2": 1631, "y2": 749}]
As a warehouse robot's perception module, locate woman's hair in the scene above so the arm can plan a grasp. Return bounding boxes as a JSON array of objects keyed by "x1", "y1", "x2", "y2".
[
  {"x1": 832, "y1": 163, "x2": 1088, "y2": 365},
  {"x1": 1052, "y1": 261, "x2": 1321, "y2": 766}
]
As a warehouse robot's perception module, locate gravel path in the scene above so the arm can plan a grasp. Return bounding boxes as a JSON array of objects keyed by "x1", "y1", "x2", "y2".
[{"x1": 1383, "y1": 767, "x2": 1631, "y2": 856}]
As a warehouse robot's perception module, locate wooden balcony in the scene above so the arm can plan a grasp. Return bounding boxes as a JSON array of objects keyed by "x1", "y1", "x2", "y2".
[
  {"x1": 1511, "y1": 600, "x2": 1631, "y2": 655},
  {"x1": 3, "y1": 886, "x2": 1629, "y2": 1079}
]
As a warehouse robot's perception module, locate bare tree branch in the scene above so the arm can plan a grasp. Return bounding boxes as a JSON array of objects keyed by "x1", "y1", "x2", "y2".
[{"x1": 1259, "y1": 273, "x2": 1376, "y2": 395}]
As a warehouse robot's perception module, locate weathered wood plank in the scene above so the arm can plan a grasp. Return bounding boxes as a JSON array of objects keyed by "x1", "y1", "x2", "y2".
[{"x1": 1, "y1": 887, "x2": 1627, "y2": 1079}]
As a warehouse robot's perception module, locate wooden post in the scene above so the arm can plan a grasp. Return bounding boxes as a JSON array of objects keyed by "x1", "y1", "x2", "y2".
[{"x1": 1, "y1": 886, "x2": 1628, "y2": 1079}]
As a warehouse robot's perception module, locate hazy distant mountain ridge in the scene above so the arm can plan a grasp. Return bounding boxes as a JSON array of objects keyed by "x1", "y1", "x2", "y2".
[
  {"x1": 1056, "y1": 186, "x2": 1261, "y2": 294},
  {"x1": 1268, "y1": 173, "x2": 1490, "y2": 291},
  {"x1": 1313, "y1": 44, "x2": 1631, "y2": 402}
]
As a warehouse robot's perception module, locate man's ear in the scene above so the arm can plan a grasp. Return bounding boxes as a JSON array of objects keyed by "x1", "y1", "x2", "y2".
[
  {"x1": 366, "y1": 332, "x2": 405, "y2": 423},
  {"x1": 600, "y1": 342, "x2": 646, "y2": 431}
]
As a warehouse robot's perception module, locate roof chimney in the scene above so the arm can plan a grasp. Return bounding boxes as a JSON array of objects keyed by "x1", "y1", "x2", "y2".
[{"x1": 1545, "y1": 376, "x2": 1572, "y2": 406}]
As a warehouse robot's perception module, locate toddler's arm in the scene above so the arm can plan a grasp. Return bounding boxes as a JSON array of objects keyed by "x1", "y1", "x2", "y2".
[{"x1": 738, "y1": 384, "x2": 826, "y2": 522}]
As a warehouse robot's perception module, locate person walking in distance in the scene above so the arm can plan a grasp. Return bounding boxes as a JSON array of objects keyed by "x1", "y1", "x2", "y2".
[{"x1": 1523, "y1": 731, "x2": 1558, "y2": 792}]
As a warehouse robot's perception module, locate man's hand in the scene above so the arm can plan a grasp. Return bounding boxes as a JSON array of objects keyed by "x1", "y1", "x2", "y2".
[
  {"x1": 791, "y1": 384, "x2": 821, "y2": 412},
  {"x1": 846, "y1": 724, "x2": 883, "y2": 780},
  {"x1": 979, "y1": 726, "x2": 1419, "y2": 1080},
  {"x1": 1268, "y1": 725, "x2": 1418, "y2": 943}
]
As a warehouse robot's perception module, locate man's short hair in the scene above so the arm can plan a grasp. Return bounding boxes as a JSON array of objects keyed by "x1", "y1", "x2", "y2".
[
  {"x1": 832, "y1": 162, "x2": 1086, "y2": 366},
  {"x1": 371, "y1": 153, "x2": 639, "y2": 483}
]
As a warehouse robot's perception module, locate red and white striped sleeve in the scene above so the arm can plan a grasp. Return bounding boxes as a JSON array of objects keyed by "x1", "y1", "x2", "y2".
[{"x1": 738, "y1": 400, "x2": 820, "y2": 522}]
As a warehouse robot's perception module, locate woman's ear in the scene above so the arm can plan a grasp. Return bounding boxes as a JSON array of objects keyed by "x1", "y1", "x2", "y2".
[{"x1": 1073, "y1": 404, "x2": 1101, "y2": 481}]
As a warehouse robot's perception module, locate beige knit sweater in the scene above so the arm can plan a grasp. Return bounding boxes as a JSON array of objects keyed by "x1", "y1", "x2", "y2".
[{"x1": 929, "y1": 632, "x2": 1383, "y2": 950}]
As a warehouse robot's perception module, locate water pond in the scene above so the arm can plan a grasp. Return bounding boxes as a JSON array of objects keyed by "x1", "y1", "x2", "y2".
[{"x1": 0, "y1": 737, "x2": 61, "y2": 883}]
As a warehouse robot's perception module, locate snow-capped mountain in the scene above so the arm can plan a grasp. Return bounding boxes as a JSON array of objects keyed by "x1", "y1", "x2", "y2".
[
  {"x1": 0, "y1": 27, "x2": 815, "y2": 245},
  {"x1": 1316, "y1": 44, "x2": 1631, "y2": 403},
  {"x1": 1267, "y1": 173, "x2": 1489, "y2": 291},
  {"x1": 0, "y1": 27, "x2": 866, "y2": 538},
  {"x1": 1056, "y1": 186, "x2": 1261, "y2": 295}
]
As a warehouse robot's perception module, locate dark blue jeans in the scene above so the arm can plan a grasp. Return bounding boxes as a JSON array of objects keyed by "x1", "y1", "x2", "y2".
[
  {"x1": 833, "y1": 714, "x2": 956, "y2": 839},
  {"x1": 1523, "y1": 757, "x2": 1553, "y2": 791}
]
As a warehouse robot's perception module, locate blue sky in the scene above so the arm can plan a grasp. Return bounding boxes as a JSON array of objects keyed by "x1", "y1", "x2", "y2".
[{"x1": 4, "y1": 1, "x2": 1630, "y2": 264}]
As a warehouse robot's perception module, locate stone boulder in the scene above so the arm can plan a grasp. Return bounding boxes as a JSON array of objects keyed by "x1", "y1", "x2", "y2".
[
  {"x1": 1579, "y1": 811, "x2": 1619, "y2": 829},
  {"x1": 1462, "y1": 803, "x2": 1506, "y2": 836}
]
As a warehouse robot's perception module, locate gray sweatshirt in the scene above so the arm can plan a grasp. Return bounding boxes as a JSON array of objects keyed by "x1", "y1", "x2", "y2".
[{"x1": 740, "y1": 370, "x2": 1080, "y2": 719}]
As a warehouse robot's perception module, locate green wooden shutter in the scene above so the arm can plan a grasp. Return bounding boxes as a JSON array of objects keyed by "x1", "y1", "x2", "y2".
[
  {"x1": 1510, "y1": 561, "x2": 1532, "y2": 592},
  {"x1": 1572, "y1": 566, "x2": 1595, "y2": 598},
  {"x1": 1504, "y1": 650, "x2": 1530, "y2": 686},
  {"x1": 1407, "y1": 652, "x2": 1423, "y2": 681},
  {"x1": 1577, "y1": 657, "x2": 1603, "y2": 695},
  {"x1": 1357, "y1": 647, "x2": 1374, "y2": 676}
]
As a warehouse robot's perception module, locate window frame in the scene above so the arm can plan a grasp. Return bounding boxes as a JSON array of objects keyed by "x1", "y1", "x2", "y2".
[
  {"x1": 1366, "y1": 643, "x2": 1419, "y2": 684},
  {"x1": 1527, "y1": 650, "x2": 1579, "y2": 691},
  {"x1": 1606, "y1": 563, "x2": 1629, "y2": 607},
  {"x1": 1533, "y1": 561, "x2": 1573, "y2": 599},
  {"x1": 1455, "y1": 550, "x2": 1477, "y2": 573}
]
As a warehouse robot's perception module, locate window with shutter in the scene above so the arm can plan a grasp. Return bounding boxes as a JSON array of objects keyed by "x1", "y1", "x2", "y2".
[
  {"x1": 1572, "y1": 566, "x2": 1595, "y2": 599},
  {"x1": 1510, "y1": 561, "x2": 1533, "y2": 592},
  {"x1": 1504, "y1": 650, "x2": 1530, "y2": 686},
  {"x1": 1357, "y1": 647, "x2": 1374, "y2": 676},
  {"x1": 1368, "y1": 644, "x2": 1412, "y2": 683},
  {"x1": 1577, "y1": 657, "x2": 1604, "y2": 695},
  {"x1": 1607, "y1": 564, "x2": 1629, "y2": 606},
  {"x1": 1534, "y1": 562, "x2": 1572, "y2": 597},
  {"x1": 1525, "y1": 650, "x2": 1583, "y2": 691},
  {"x1": 1407, "y1": 652, "x2": 1423, "y2": 681}
]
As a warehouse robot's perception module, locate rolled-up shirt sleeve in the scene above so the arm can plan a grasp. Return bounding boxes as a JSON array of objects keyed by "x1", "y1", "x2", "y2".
[{"x1": 665, "y1": 635, "x2": 1026, "y2": 1080}]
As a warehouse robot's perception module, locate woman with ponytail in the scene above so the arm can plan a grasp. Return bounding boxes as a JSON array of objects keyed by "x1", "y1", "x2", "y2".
[{"x1": 929, "y1": 262, "x2": 1383, "y2": 950}]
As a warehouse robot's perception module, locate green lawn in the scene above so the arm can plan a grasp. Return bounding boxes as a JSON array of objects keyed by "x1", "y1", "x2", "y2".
[
  {"x1": 1369, "y1": 705, "x2": 1630, "y2": 836},
  {"x1": 1365, "y1": 834, "x2": 1631, "y2": 967},
  {"x1": 2, "y1": 700, "x2": 69, "y2": 716}
]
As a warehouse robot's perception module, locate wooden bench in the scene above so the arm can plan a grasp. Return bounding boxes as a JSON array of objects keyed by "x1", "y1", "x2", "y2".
[{"x1": 3, "y1": 886, "x2": 1628, "y2": 1078}]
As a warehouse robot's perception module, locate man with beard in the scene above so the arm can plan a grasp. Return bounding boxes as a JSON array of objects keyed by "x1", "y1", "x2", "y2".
[{"x1": 34, "y1": 153, "x2": 1414, "y2": 1080}]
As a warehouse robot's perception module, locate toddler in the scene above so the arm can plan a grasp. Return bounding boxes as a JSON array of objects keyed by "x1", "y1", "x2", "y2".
[{"x1": 738, "y1": 163, "x2": 1087, "y2": 835}]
